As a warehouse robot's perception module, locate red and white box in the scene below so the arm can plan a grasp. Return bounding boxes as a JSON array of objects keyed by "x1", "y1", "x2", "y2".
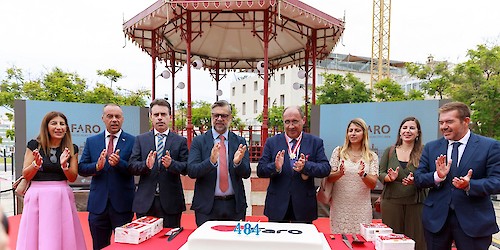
[
  {"x1": 360, "y1": 223, "x2": 393, "y2": 241},
  {"x1": 115, "y1": 222, "x2": 153, "y2": 244},
  {"x1": 135, "y1": 216, "x2": 163, "y2": 235},
  {"x1": 115, "y1": 216, "x2": 164, "y2": 244},
  {"x1": 374, "y1": 233, "x2": 415, "y2": 250}
]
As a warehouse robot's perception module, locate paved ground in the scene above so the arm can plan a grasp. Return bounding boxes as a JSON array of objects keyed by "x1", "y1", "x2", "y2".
[{"x1": 1, "y1": 169, "x2": 499, "y2": 249}]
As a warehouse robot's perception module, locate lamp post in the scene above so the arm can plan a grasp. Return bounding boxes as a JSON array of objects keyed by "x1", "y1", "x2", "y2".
[{"x1": 172, "y1": 82, "x2": 185, "y2": 132}]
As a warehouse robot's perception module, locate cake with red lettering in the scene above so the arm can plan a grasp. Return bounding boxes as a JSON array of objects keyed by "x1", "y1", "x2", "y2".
[
  {"x1": 374, "y1": 233, "x2": 415, "y2": 250},
  {"x1": 180, "y1": 221, "x2": 329, "y2": 250}
]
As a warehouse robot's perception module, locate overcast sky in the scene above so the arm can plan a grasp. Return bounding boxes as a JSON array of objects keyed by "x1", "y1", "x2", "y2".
[{"x1": 1, "y1": 0, "x2": 499, "y2": 104}]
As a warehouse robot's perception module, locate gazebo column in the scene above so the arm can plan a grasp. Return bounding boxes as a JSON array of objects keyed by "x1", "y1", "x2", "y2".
[
  {"x1": 261, "y1": 11, "x2": 270, "y2": 147},
  {"x1": 186, "y1": 11, "x2": 194, "y2": 148},
  {"x1": 304, "y1": 44, "x2": 309, "y2": 130},
  {"x1": 311, "y1": 30, "x2": 317, "y2": 105},
  {"x1": 170, "y1": 50, "x2": 177, "y2": 131},
  {"x1": 215, "y1": 62, "x2": 220, "y2": 101},
  {"x1": 151, "y1": 31, "x2": 157, "y2": 100}
]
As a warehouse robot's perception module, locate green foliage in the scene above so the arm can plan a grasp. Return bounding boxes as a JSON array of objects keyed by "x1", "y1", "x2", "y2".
[
  {"x1": 0, "y1": 66, "x2": 150, "y2": 142},
  {"x1": 97, "y1": 69, "x2": 123, "y2": 88},
  {"x1": 256, "y1": 106, "x2": 285, "y2": 131},
  {"x1": 406, "y1": 61, "x2": 451, "y2": 99},
  {"x1": 191, "y1": 101, "x2": 212, "y2": 131},
  {"x1": 373, "y1": 78, "x2": 407, "y2": 102},
  {"x1": 316, "y1": 73, "x2": 372, "y2": 104},
  {"x1": 450, "y1": 44, "x2": 500, "y2": 139}
]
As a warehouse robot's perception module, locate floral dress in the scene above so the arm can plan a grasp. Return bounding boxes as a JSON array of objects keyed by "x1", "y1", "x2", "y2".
[{"x1": 328, "y1": 146, "x2": 379, "y2": 234}]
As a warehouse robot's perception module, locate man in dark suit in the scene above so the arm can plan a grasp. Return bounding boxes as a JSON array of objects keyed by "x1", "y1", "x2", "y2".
[
  {"x1": 79, "y1": 104, "x2": 136, "y2": 250},
  {"x1": 188, "y1": 100, "x2": 251, "y2": 226},
  {"x1": 414, "y1": 102, "x2": 500, "y2": 250},
  {"x1": 257, "y1": 106, "x2": 331, "y2": 223},
  {"x1": 128, "y1": 99, "x2": 188, "y2": 228}
]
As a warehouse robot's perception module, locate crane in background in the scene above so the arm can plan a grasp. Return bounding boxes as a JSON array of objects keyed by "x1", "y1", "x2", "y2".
[{"x1": 370, "y1": 0, "x2": 392, "y2": 88}]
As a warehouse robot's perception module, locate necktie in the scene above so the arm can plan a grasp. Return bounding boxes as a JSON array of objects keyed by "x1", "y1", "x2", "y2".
[
  {"x1": 157, "y1": 134, "x2": 165, "y2": 163},
  {"x1": 451, "y1": 142, "x2": 461, "y2": 169},
  {"x1": 219, "y1": 135, "x2": 229, "y2": 192},
  {"x1": 290, "y1": 139, "x2": 297, "y2": 166},
  {"x1": 107, "y1": 135, "x2": 115, "y2": 157}
]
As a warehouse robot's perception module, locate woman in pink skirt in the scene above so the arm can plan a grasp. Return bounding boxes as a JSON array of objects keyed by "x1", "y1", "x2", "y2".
[{"x1": 17, "y1": 111, "x2": 86, "y2": 250}]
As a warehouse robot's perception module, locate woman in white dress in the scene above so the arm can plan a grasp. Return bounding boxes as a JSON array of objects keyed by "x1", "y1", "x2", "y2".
[{"x1": 326, "y1": 118, "x2": 379, "y2": 234}]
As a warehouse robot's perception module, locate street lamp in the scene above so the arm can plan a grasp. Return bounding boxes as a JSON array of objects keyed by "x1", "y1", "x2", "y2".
[{"x1": 172, "y1": 81, "x2": 185, "y2": 131}]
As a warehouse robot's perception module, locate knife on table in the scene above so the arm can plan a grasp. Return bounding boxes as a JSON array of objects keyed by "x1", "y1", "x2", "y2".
[
  {"x1": 341, "y1": 234, "x2": 353, "y2": 250},
  {"x1": 168, "y1": 227, "x2": 183, "y2": 241}
]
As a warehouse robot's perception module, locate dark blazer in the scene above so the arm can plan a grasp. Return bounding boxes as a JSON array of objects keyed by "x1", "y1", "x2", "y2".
[
  {"x1": 78, "y1": 131, "x2": 136, "y2": 214},
  {"x1": 128, "y1": 131, "x2": 188, "y2": 214},
  {"x1": 414, "y1": 132, "x2": 500, "y2": 237},
  {"x1": 257, "y1": 133, "x2": 331, "y2": 222},
  {"x1": 187, "y1": 130, "x2": 251, "y2": 215}
]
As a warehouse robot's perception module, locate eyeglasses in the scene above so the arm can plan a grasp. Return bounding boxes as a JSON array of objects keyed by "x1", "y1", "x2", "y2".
[
  {"x1": 50, "y1": 148, "x2": 57, "y2": 164},
  {"x1": 211, "y1": 113, "x2": 230, "y2": 119},
  {"x1": 284, "y1": 120, "x2": 301, "y2": 126}
]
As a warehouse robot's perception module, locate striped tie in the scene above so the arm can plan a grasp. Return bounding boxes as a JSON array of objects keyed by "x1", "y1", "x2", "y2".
[{"x1": 157, "y1": 133, "x2": 165, "y2": 163}]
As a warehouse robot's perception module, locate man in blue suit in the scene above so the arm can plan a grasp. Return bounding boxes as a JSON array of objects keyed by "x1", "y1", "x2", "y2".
[
  {"x1": 128, "y1": 99, "x2": 188, "y2": 228},
  {"x1": 257, "y1": 106, "x2": 331, "y2": 223},
  {"x1": 79, "y1": 104, "x2": 136, "y2": 250},
  {"x1": 414, "y1": 102, "x2": 500, "y2": 250},
  {"x1": 188, "y1": 100, "x2": 251, "y2": 226}
]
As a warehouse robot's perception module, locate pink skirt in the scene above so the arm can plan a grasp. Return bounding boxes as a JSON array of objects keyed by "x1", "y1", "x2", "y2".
[{"x1": 16, "y1": 181, "x2": 87, "y2": 250}]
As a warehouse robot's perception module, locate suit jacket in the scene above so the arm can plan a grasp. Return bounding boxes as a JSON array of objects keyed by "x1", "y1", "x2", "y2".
[
  {"x1": 128, "y1": 131, "x2": 188, "y2": 214},
  {"x1": 187, "y1": 130, "x2": 251, "y2": 215},
  {"x1": 414, "y1": 132, "x2": 500, "y2": 237},
  {"x1": 78, "y1": 131, "x2": 135, "y2": 214},
  {"x1": 257, "y1": 133, "x2": 331, "y2": 222}
]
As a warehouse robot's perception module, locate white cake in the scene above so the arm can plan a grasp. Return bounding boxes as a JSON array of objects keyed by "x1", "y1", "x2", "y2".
[
  {"x1": 374, "y1": 233, "x2": 415, "y2": 250},
  {"x1": 180, "y1": 221, "x2": 329, "y2": 250}
]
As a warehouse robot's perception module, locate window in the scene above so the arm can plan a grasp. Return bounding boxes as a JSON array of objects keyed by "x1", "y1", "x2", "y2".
[
  {"x1": 232, "y1": 87, "x2": 235, "y2": 96},
  {"x1": 280, "y1": 73, "x2": 285, "y2": 85},
  {"x1": 242, "y1": 102, "x2": 246, "y2": 115},
  {"x1": 242, "y1": 84, "x2": 246, "y2": 94},
  {"x1": 254, "y1": 81, "x2": 258, "y2": 91},
  {"x1": 280, "y1": 95, "x2": 285, "y2": 106},
  {"x1": 253, "y1": 100, "x2": 258, "y2": 113}
]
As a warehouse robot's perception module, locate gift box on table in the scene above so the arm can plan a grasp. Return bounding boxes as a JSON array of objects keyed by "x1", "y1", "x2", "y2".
[
  {"x1": 115, "y1": 216, "x2": 164, "y2": 244},
  {"x1": 374, "y1": 233, "x2": 415, "y2": 250},
  {"x1": 359, "y1": 223, "x2": 393, "y2": 241}
]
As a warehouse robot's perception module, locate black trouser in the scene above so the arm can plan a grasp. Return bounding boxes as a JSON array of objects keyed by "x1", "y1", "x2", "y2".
[
  {"x1": 137, "y1": 196, "x2": 182, "y2": 228},
  {"x1": 195, "y1": 195, "x2": 245, "y2": 226},
  {"x1": 89, "y1": 200, "x2": 133, "y2": 250}
]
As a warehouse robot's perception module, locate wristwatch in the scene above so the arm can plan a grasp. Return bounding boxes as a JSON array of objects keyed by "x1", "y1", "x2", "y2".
[{"x1": 362, "y1": 172, "x2": 368, "y2": 178}]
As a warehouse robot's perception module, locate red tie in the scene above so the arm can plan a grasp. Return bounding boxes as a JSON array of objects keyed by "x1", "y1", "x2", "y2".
[
  {"x1": 219, "y1": 135, "x2": 229, "y2": 192},
  {"x1": 107, "y1": 135, "x2": 115, "y2": 157}
]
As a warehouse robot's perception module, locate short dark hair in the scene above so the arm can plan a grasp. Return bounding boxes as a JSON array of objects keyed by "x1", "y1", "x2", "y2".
[
  {"x1": 439, "y1": 102, "x2": 470, "y2": 121},
  {"x1": 150, "y1": 98, "x2": 172, "y2": 115},
  {"x1": 211, "y1": 100, "x2": 232, "y2": 113}
]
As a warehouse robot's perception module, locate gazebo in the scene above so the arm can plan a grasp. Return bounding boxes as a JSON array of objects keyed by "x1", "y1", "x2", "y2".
[{"x1": 123, "y1": 0, "x2": 345, "y2": 147}]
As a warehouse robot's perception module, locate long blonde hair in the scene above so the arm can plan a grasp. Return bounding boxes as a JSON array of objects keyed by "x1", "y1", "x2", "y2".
[
  {"x1": 339, "y1": 118, "x2": 374, "y2": 161},
  {"x1": 37, "y1": 111, "x2": 75, "y2": 157}
]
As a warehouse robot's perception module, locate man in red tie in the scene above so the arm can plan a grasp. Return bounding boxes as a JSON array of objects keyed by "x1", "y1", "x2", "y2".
[
  {"x1": 78, "y1": 104, "x2": 136, "y2": 249},
  {"x1": 188, "y1": 100, "x2": 251, "y2": 226}
]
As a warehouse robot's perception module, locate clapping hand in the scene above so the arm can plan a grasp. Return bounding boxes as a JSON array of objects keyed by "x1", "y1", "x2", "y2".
[
  {"x1": 402, "y1": 172, "x2": 414, "y2": 186},
  {"x1": 146, "y1": 150, "x2": 156, "y2": 169},
  {"x1": 452, "y1": 169, "x2": 473, "y2": 190},
  {"x1": 386, "y1": 167, "x2": 400, "y2": 182},
  {"x1": 60, "y1": 147, "x2": 70, "y2": 169},
  {"x1": 274, "y1": 150, "x2": 285, "y2": 172},
  {"x1": 210, "y1": 143, "x2": 220, "y2": 165},
  {"x1": 233, "y1": 144, "x2": 247, "y2": 165},
  {"x1": 108, "y1": 149, "x2": 121, "y2": 167},
  {"x1": 96, "y1": 149, "x2": 107, "y2": 171},
  {"x1": 357, "y1": 160, "x2": 366, "y2": 177},
  {"x1": 32, "y1": 149, "x2": 44, "y2": 168},
  {"x1": 435, "y1": 154, "x2": 451, "y2": 179},
  {"x1": 161, "y1": 150, "x2": 172, "y2": 169},
  {"x1": 293, "y1": 153, "x2": 306, "y2": 173}
]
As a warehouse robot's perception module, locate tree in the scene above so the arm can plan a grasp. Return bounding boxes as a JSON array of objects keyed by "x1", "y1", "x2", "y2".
[
  {"x1": 373, "y1": 78, "x2": 407, "y2": 102},
  {"x1": 256, "y1": 106, "x2": 285, "y2": 131},
  {"x1": 406, "y1": 60, "x2": 452, "y2": 99},
  {"x1": 450, "y1": 44, "x2": 500, "y2": 139},
  {"x1": 0, "y1": 66, "x2": 149, "y2": 142},
  {"x1": 97, "y1": 69, "x2": 123, "y2": 89},
  {"x1": 316, "y1": 73, "x2": 372, "y2": 104}
]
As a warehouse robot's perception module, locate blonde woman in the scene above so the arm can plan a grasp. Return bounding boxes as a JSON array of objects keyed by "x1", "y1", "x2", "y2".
[
  {"x1": 17, "y1": 111, "x2": 86, "y2": 250},
  {"x1": 326, "y1": 118, "x2": 379, "y2": 234}
]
